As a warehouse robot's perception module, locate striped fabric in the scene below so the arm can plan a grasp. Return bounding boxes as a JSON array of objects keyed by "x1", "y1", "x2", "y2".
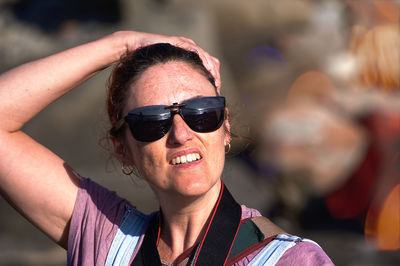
[{"x1": 105, "y1": 205, "x2": 149, "y2": 266}]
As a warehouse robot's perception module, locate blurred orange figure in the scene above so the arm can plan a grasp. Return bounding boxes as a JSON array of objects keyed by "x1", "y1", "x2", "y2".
[
  {"x1": 348, "y1": 19, "x2": 400, "y2": 250},
  {"x1": 349, "y1": 23, "x2": 399, "y2": 92}
]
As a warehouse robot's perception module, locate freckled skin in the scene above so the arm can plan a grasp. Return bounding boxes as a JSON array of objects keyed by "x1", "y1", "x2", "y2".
[{"x1": 122, "y1": 61, "x2": 230, "y2": 199}]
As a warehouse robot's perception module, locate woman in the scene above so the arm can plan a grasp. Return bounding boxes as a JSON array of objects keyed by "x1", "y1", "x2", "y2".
[{"x1": 0, "y1": 31, "x2": 333, "y2": 265}]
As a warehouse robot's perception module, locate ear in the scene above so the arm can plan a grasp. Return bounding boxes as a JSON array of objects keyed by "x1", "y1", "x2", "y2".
[
  {"x1": 111, "y1": 136, "x2": 133, "y2": 166},
  {"x1": 223, "y1": 107, "x2": 231, "y2": 146}
]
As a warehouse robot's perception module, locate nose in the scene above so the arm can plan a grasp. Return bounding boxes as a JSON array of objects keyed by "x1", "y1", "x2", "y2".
[{"x1": 167, "y1": 114, "x2": 193, "y2": 145}]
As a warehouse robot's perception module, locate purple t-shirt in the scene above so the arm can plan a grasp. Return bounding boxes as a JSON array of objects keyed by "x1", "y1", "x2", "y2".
[{"x1": 67, "y1": 177, "x2": 333, "y2": 265}]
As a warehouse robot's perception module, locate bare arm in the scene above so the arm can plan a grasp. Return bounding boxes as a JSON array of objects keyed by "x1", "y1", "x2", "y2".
[{"x1": 0, "y1": 31, "x2": 220, "y2": 249}]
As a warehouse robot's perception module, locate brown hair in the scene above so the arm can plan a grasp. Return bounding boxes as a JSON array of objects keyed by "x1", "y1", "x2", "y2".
[{"x1": 107, "y1": 43, "x2": 218, "y2": 139}]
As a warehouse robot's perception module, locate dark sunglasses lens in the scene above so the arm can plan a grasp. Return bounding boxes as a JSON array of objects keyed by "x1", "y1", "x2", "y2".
[
  {"x1": 125, "y1": 106, "x2": 171, "y2": 142},
  {"x1": 128, "y1": 119, "x2": 171, "y2": 142},
  {"x1": 184, "y1": 109, "x2": 224, "y2": 132},
  {"x1": 182, "y1": 97, "x2": 225, "y2": 132}
]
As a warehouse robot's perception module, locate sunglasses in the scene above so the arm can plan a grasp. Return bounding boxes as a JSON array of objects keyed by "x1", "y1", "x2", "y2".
[{"x1": 124, "y1": 96, "x2": 226, "y2": 142}]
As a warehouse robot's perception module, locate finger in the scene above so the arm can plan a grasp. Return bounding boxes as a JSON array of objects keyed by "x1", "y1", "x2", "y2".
[
  {"x1": 199, "y1": 52, "x2": 221, "y2": 90},
  {"x1": 199, "y1": 51, "x2": 214, "y2": 77},
  {"x1": 212, "y1": 57, "x2": 221, "y2": 90},
  {"x1": 208, "y1": 57, "x2": 221, "y2": 91},
  {"x1": 178, "y1": 36, "x2": 196, "y2": 45}
]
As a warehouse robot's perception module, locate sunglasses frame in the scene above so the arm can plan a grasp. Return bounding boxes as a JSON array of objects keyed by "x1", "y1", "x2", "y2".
[{"x1": 124, "y1": 96, "x2": 226, "y2": 142}]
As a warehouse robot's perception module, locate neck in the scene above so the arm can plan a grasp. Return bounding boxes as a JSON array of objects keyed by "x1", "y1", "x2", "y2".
[{"x1": 156, "y1": 179, "x2": 222, "y2": 263}]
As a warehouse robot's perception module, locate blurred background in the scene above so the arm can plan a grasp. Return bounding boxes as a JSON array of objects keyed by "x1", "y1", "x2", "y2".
[{"x1": 0, "y1": 0, "x2": 399, "y2": 265}]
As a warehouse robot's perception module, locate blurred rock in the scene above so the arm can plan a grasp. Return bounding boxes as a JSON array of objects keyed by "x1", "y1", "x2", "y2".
[{"x1": 257, "y1": 100, "x2": 367, "y2": 197}]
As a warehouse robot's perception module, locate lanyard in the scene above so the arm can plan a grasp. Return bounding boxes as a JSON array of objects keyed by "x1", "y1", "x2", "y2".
[{"x1": 131, "y1": 181, "x2": 242, "y2": 266}]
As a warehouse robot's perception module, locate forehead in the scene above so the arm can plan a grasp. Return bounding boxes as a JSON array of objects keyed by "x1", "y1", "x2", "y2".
[{"x1": 125, "y1": 61, "x2": 216, "y2": 111}]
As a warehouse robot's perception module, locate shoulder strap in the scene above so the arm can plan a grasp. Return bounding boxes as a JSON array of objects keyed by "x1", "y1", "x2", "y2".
[
  {"x1": 250, "y1": 216, "x2": 286, "y2": 239},
  {"x1": 226, "y1": 216, "x2": 286, "y2": 265},
  {"x1": 105, "y1": 205, "x2": 151, "y2": 266}
]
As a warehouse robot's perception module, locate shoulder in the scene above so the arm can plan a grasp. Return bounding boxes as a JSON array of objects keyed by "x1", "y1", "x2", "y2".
[
  {"x1": 240, "y1": 205, "x2": 262, "y2": 219},
  {"x1": 74, "y1": 176, "x2": 136, "y2": 213},
  {"x1": 70, "y1": 176, "x2": 138, "y2": 233},
  {"x1": 235, "y1": 234, "x2": 333, "y2": 266},
  {"x1": 68, "y1": 177, "x2": 138, "y2": 265},
  {"x1": 230, "y1": 208, "x2": 334, "y2": 266},
  {"x1": 275, "y1": 235, "x2": 334, "y2": 266}
]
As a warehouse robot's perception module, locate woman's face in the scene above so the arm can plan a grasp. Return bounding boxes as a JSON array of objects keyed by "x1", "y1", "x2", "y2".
[{"x1": 121, "y1": 61, "x2": 230, "y2": 199}]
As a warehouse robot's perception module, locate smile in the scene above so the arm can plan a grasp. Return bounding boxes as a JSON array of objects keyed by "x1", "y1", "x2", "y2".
[{"x1": 171, "y1": 153, "x2": 202, "y2": 165}]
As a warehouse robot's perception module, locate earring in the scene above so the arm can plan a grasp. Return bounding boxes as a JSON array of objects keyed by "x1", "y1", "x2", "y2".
[
  {"x1": 121, "y1": 165, "x2": 134, "y2": 175},
  {"x1": 225, "y1": 143, "x2": 231, "y2": 154}
]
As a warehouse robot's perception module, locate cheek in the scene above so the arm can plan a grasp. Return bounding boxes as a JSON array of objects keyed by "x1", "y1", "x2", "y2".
[
  {"x1": 206, "y1": 130, "x2": 226, "y2": 169},
  {"x1": 127, "y1": 140, "x2": 165, "y2": 178}
]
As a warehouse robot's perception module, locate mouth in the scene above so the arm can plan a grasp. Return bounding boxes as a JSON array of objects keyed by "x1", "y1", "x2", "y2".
[{"x1": 170, "y1": 153, "x2": 202, "y2": 165}]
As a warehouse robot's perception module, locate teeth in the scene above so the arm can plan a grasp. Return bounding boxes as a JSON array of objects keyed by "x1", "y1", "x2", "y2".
[
  {"x1": 180, "y1": 155, "x2": 187, "y2": 163},
  {"x1": 171, "y1": 153, "x2": 202, "y2": 165}
]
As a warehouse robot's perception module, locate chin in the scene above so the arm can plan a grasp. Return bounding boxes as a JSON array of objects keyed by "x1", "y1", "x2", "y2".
[{"x1": 175, "y1": 177, "x2": 221, "y2": 197}]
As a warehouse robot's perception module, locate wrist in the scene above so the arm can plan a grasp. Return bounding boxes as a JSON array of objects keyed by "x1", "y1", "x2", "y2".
[{"x1": 97, "y1": 31, "x2": 134, "y2": 66}]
